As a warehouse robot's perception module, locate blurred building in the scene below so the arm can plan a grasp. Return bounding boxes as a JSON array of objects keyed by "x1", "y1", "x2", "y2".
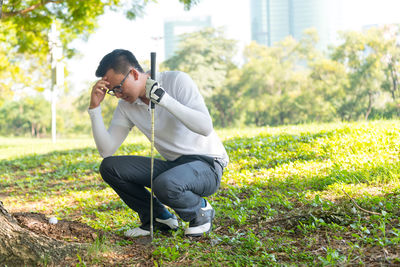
[
  {"x1": 250, "y1": 0, "x2": 343, "y2": 49},
  {"x1": 164, "y1": 16, "x2": 212, "y2": 59}
]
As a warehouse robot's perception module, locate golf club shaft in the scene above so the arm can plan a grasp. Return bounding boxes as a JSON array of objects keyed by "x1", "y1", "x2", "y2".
[
  {"x1": 150, "y1": 108, "x2": 154, "y2": 240},
  {"x1": 150, "y1": 52, "x2": 156, "y2": 240}
]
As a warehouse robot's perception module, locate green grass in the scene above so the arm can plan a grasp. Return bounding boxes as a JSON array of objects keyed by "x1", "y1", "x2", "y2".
[{"x1": 1, "y1": 120, "x2": 400, "y2": 266}]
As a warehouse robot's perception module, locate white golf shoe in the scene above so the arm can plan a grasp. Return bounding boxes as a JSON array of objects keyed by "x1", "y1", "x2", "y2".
[{"x1": 124, "y1": 214, "x2": 179, "y2": 238}]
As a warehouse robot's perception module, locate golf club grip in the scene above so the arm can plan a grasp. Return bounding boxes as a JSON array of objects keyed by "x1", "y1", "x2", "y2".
[
  {"x1": 150, "y1": 52, "x2": 156, "y2": 109},
  {"x1": 151, "y1": 52, "x2": 156, "y2": 79}
]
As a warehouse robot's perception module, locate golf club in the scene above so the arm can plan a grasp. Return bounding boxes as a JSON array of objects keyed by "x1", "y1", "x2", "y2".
[{"x1": 150, "y1": 52, "x2": 156, "y2": 241}]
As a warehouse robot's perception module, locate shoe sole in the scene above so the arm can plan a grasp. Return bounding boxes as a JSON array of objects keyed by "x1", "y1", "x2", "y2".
[
  {"x1": 155, "y1": 217, "x2": 179, "y2": 230},
  {"x1": 142, "y1": 222, "x2": 180, "y2": 232},
  {"x1": 185, "y1": 209, "x2": 215, "y2": 237}
]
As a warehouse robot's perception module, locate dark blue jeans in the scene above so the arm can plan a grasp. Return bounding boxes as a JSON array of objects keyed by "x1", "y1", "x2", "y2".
[{"x1": 99, "y1": 155, "x2": 223, "y2": 226}]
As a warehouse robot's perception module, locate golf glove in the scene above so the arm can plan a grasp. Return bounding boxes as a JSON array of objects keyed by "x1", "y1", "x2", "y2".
[{"x1": 146, "y1": 77, "x2": 165, "y2": 104}]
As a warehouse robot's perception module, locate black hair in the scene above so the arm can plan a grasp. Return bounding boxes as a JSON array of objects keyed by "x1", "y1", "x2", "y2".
[{"x1": 95, "y1": 49, "x2": 144, "y2": 77}]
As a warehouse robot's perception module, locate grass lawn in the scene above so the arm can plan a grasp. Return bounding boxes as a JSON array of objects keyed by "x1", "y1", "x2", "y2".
[{"x1": 1, "y1": 120, "x2": 400, "y2": 266}]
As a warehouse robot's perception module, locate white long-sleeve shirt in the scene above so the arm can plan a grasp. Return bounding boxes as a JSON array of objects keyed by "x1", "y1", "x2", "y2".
[{"x1": 88, "y1": 71, "x2": 229, "y2": 165}]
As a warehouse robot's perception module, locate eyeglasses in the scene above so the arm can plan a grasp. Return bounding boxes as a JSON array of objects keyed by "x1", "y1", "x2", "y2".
[{"x1": 107, "y1": 70, "x2": 131, "y2": 96}]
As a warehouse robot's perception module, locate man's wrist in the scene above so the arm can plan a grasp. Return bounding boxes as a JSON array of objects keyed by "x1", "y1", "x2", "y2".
[
  {"x1": 89, "y1": 103, "x2": 99, "y2": 109},
  {"x1": 88, "y1": 105, "x2": 101, "y2": 117},
  {"x1": 156, "y1": 91, "x2": 171, "y2": 107},
  {"x1": 150, "y1": 87, "x2": 165, "y2": 103}
]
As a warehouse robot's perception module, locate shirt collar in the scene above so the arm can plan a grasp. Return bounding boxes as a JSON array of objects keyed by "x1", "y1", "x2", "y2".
[{"x1": 134, "y1": 98, "x2": 147, "y2": 105}]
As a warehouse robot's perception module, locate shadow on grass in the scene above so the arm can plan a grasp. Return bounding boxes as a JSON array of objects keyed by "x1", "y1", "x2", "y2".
[
  {"x1": 1, "y1": 126, "x2": 348, "y2": 198},
  {"x1": 0, "y1": 143, "x2": 147, "y2": 197},
  {"x1": 1, "y1": 125, "x2": 398, "y2": 215}
]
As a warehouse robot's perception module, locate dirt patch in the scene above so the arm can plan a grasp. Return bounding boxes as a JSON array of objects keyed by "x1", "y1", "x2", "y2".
[
  {"x1": 11, "y1": 212, "x2": 155, "y2": 266},
  {"x1": 13, "y1": 212, "x2": 103, "y2": 243}
]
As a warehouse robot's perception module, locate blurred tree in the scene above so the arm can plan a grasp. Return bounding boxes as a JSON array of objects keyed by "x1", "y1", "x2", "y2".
[
  {"x1": 331, "y1": 28, "x2": 386, "y2": 120},
  {"x1": 162, "y1": 27, "x2": 238, "y2": 97},
  {"x1": 0, "y1": 96, "x2": 51, "y2": 136},
  {"x1": 1, "y1": 0, "x2": 199, "y2": 53},
  {"x1": 208, "y1": 67, "x2": 241, "y2": 128},
  {"x1": 227, "y1": 31, "x2": 325, "y2": 127},
  {"x1": 161, "y1": 27, "x2": 238, "y2": 128},
  {"x1": 0, "y1": 0, "x2": 198, "y2": 104},
  {"x1": 379, "y1": 25, "x2": 400, "y2": 101},
  {"x1": 309, "y1": 58, "x2": 349, "y2": 121}
]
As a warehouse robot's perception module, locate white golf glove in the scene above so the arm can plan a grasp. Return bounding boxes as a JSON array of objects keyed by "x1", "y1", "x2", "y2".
[{"x1": 146, "y1": 77, "x2": 165, "y2": 104}]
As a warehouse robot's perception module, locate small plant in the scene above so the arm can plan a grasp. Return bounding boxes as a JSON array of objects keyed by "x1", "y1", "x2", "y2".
[
  {"x1": 152, "y1": 241, "x2": 189, "y2": 263},
  {"x1": 76, "y1": 254, "x2": 86, "y2": 267},
  {"x1": 318, "y1": 247, "x2": 346, "y2": 266}
]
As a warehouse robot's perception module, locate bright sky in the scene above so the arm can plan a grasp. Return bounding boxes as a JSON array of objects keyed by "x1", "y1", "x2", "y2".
[{"x1": 66, "y1": 0, "x2": 400, "y2": 95}]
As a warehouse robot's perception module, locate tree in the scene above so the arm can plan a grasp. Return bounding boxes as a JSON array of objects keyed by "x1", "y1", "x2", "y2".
[
  {"x1": 227, "y1": 31, "x2": 327, "y2": 127},
  {"x1": 0, "y1": 201, "x2": 80, "y2": 266},
  {"x1": 331, "y1": 28, "x2": 387, "y2": 120},
  {"x1": 161, "y1": 27, "x2": 238, "y2": 127},
  {"x1": 308, "y1": 58, "x2": 349, "y2": 121},
  {"x1": 379, "y1": 25, "x2": 400, "y2": 101},
  {"x1": 208, "y1": 67, "x2": 241, "y2": 128},
  {"x1": 0, "y1": 96, "x2": 51, "y2": 136},
  {"x1": 1, "y1": 0, "x2": 198, "y2": 51},
  {"x1": 0, "y1": 0, "x2": 198, "y2": 103},
  {"x1": 162, "y1": 27, "x2": 238, "y2": 97}
]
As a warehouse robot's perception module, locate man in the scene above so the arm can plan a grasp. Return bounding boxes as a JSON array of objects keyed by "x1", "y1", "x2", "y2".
[{"x1": 88, "y1": 49, "x2": 228, "y2": 237}]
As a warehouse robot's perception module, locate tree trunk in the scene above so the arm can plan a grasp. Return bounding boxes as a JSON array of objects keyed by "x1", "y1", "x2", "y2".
[
  {"x1": 31, "y1": 123, "x2": 35, "y2": 137},
  {"x1": 365, "y1": 92, "x2": 373, "y2": 120},
  {"x1": 389, "y1": 61, "x2": 398, "y2": 101},
  {"x1": 0, "y1": 201, "x2": 80, "y2": 266}
]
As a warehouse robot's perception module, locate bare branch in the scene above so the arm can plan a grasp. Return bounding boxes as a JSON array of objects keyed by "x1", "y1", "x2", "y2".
[
  {"x1": 1, "y1": 0, "x2": 62, "y2": 19},
  {"x1": 341, "y1": 188, "x2": 381, "y2": 216}
]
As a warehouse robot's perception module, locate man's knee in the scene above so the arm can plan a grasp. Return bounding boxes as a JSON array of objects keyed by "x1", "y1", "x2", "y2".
[
  {"x1": 99, "y1": 157, "x2": 117, "y2": 183},
  {"x1": 153, "y1": 175, "x2": 181, "y2": 202}
]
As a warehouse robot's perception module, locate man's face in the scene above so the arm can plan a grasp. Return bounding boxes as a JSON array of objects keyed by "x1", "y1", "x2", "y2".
[{"x1": 104, "y1": 68, "x2": 144, "y2": 103}]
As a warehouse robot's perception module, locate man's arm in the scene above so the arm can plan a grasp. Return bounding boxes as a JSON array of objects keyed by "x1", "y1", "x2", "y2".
[
  {"x1": 88, "y1": 79, "x2": 130, "y2": 158},
  {"x1": 159, "y1": 94, "x2": 213, "y2": 136},
  {"x1": 88, "y1": 106, "x2": 130, "y2": 158},
  {"x1": 146, "y1": 73, "x2": 213, "y2": 136}
]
